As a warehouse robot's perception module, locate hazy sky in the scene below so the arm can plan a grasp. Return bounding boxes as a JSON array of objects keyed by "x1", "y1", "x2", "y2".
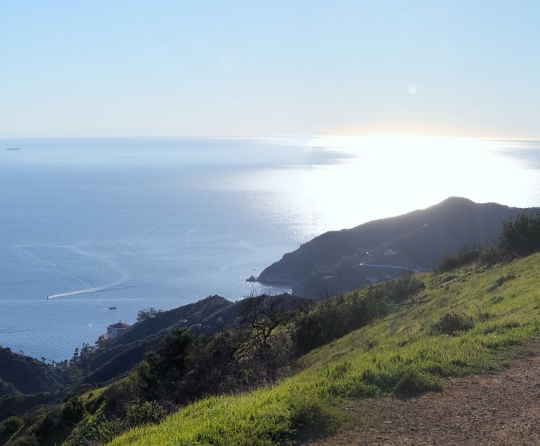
[{"x1": 1, "y1": 1, "x2": 539, "y2": 138}]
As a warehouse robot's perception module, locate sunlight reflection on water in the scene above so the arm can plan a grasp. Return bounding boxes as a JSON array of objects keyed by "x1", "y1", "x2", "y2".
[
  {"x1": 310, "y1": 137, "x2": 540, "y2": 230},
  {"x1": 1, "y1": 136, "x2": 540, "y2": 360}
]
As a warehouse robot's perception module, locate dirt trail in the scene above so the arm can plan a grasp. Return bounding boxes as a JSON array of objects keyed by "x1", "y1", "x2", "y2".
[{"x1": 305, "y1": 343, "x2": 540, "y2": 445}]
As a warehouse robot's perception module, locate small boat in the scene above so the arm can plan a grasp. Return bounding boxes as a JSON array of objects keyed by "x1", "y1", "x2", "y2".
[
  {"x1": 108, "y1": 306, "x2": 117, "y2": 310},
  {"x1": 6, "y1": 148, "x2": 20, "y2": 151}
]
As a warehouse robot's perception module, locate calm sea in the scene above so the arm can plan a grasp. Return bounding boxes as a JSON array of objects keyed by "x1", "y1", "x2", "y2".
[{"x1": 1, "y1": 137, "x2": 540, "y2": 361}]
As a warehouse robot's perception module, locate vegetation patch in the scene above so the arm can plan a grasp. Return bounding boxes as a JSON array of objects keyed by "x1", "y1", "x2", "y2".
[
  {"x1": 67, "y1": 252, "x2": 540, "y2": 445},
  {"x1": 440, "y1": 273, "x2": 458, "y2": 284},
  {"x1": 498, "y1": 211, "x2": 540, "y2": 257},
  {"x1": 394, "y1": 367, "x2": 443, "y2": 394},
  {"x1": 488, "y1": 274, "x2": 516, "y2": 291},
  {"x1": 436, "y1": 246, "x2": 480, "y2": 273},
  {"x1": 8, "y1": 434, "x2": 39, "y2": 446},
  {"x1": 0, "y1": 415, "x2": 23, "y2": 435},
  {"x1": 431, "y1": 312, "x2": 475, "y2": 335},
  {"x1": 289, "y1": 394, "x2": 341, "y2": 438}
]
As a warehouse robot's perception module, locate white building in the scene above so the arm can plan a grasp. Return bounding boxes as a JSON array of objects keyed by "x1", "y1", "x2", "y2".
[{"x1": 106, "y1": 320, "x2": 132, "y2": 339}]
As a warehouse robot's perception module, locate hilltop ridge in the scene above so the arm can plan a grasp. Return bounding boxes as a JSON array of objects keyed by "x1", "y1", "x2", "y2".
[
  {"x1": 106, "y1": 250, "x2": 540, "y2": 445},
  {"x1": 259, "y1": 197, "x2": 540, "y2": 297}
]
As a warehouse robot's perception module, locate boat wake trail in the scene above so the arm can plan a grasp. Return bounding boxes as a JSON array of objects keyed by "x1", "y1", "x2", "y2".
[
  {"x1": 46, "y1": 284, "x2": 138, "y2": 299},
  {"x1": 47, "y1": 286, "x2": 108, "y2": 299},
  {"x1": 9, "y1": 244, "x2": 131, "y2": 300}
]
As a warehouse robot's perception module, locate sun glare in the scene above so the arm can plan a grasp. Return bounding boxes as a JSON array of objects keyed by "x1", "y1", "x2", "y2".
[{"x1": 308, "y1": 136, "x2": 538, "y2": 231}]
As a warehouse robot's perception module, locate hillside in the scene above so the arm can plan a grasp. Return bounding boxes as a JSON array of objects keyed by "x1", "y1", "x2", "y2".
[
  {"x1": 80, "y1": 295, "x2": 239, "y2": 384},
  {"x1": 258, "y1": 197, "x2": 540, "y2": 297},
  {"x1": 0, "y1": 294, "x2": 260, "y2": 432},
  {"x1": 2, "y1": 205, "x2": 540, "y2": 445},
  {"x1": 74, "y1": 293, "x2": 300, "y2": 386},
  {"x1": 0, "y1": 347, "x2": 76, "y2": 397},
  {"x1": 308, "y1": 346, "x2": 540, "y2": 445},
  {"x1": 0, "y1": 295, "x2": 240, "y2": 402},
  {"x1": 104, "y1": 252, "x2": 540, "y2": 445}
]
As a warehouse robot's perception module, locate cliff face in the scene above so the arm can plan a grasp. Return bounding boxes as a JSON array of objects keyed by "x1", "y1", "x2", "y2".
[{"x1": 258, "y1": 197, "x2": 540, "y2": 285}]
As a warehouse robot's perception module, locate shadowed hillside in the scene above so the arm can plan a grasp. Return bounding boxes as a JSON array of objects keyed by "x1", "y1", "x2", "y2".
[
  {"x1": 259, "y1": 197, "x2": 540, "y2": 297},
  {"x1": 0, "y1": 347, "x2": 76, "y2": 397}
]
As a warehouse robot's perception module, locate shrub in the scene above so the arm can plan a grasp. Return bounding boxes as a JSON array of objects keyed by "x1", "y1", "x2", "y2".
[
  {"x1": 135, "y1": 328, "x2": 194, "y2": 402},
  {"x1": 128, "y1": 297, "x2": 303, "y2": 412},
  {"x1": 34, "y1": 406, "x2": 62, "y2": 436},
  {"x1": 61, "y1": 396, "x2": 85, "y2": 423},
  {"x1": 436, "y1": 246, "x2": 480, "y2": 273},
  {"x1": 289, "y1": 395, "x2": 341, "y2": 438},
  {"x1": 126, "y1": 400, "x2": 166, "y2": 426},
  {"x1": 103, "y1": 380, "x2": 138, "y2": 421},
  {"x1": 1, "y1": 415, "x2": 23, "y2": 435},
  {"x1": 476, "y1": 309, "x2": 491, "y2": 322},
  {"x1": 498, "y1": 211, "x2": 540, "y2": 258},
  {"x1": 292, "y1": 289, "x2": 388, "y2": 355},
  {"x1": 431, "y1": 312, "x2": 475, "y2": 335},
  {"x1": 440, "y1": 273, "x2": 457, "y2": 283},
  {"x1": 9, "y1": 435, "x2": 39, "y2": 446},
  {"x1": 480, "y1": 245, "x2": 506, "y2": 266},
  {"x1": 383, "y1": 273, "x2": 425, "y2": 303},
  {"x1": 394, "y1": 368, "x2": 443, "y2": 394},
  {"x1": 488, "y1": 274, "x2": 516, "y2": 291},
  {"x1": 136, "y1": 308, "x2": 162, "y2": 322},
  {"x1": 466, "y1": 211, "x2": 540, "y2": 266}
]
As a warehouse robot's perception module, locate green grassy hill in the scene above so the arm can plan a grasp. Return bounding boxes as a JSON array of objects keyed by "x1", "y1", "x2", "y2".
[{"x1": 105, "y1": 253, "x2": 540, "y2": 445}]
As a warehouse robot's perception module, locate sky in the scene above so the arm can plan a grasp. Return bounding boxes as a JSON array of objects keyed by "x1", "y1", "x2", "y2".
[{"x1": 1, "y1": 1, "x2": 539, "y2": 138}]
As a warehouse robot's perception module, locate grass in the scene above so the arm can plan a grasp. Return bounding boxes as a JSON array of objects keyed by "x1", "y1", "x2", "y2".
[{"x1": 108, "y1": 254, "x2": 540, "y2": 445}]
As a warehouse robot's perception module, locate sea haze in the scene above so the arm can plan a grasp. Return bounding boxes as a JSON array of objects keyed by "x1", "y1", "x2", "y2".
[{"x1": 1, "y1": 137, "x2": 540, "y2": 361}]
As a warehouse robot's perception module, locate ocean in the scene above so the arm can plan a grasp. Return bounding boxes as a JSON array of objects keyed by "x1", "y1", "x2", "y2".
[{"x1": 1, "y1": 136, "x2": 540, "y2": 361}]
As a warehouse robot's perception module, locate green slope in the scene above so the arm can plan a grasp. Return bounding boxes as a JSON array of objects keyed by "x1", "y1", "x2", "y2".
[{"x1": 109, "y1": 253, "x2": 540, "y2": 446}]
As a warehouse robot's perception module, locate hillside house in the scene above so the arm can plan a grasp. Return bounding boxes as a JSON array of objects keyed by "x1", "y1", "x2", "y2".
[{"x1": 106, "y1": 320, "x2": 132, "y2": 339}]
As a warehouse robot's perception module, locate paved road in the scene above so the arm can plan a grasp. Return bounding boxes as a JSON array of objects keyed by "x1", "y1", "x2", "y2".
[{"x1": 358, "y1": 263, "x2": 423, "y2": 274}]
